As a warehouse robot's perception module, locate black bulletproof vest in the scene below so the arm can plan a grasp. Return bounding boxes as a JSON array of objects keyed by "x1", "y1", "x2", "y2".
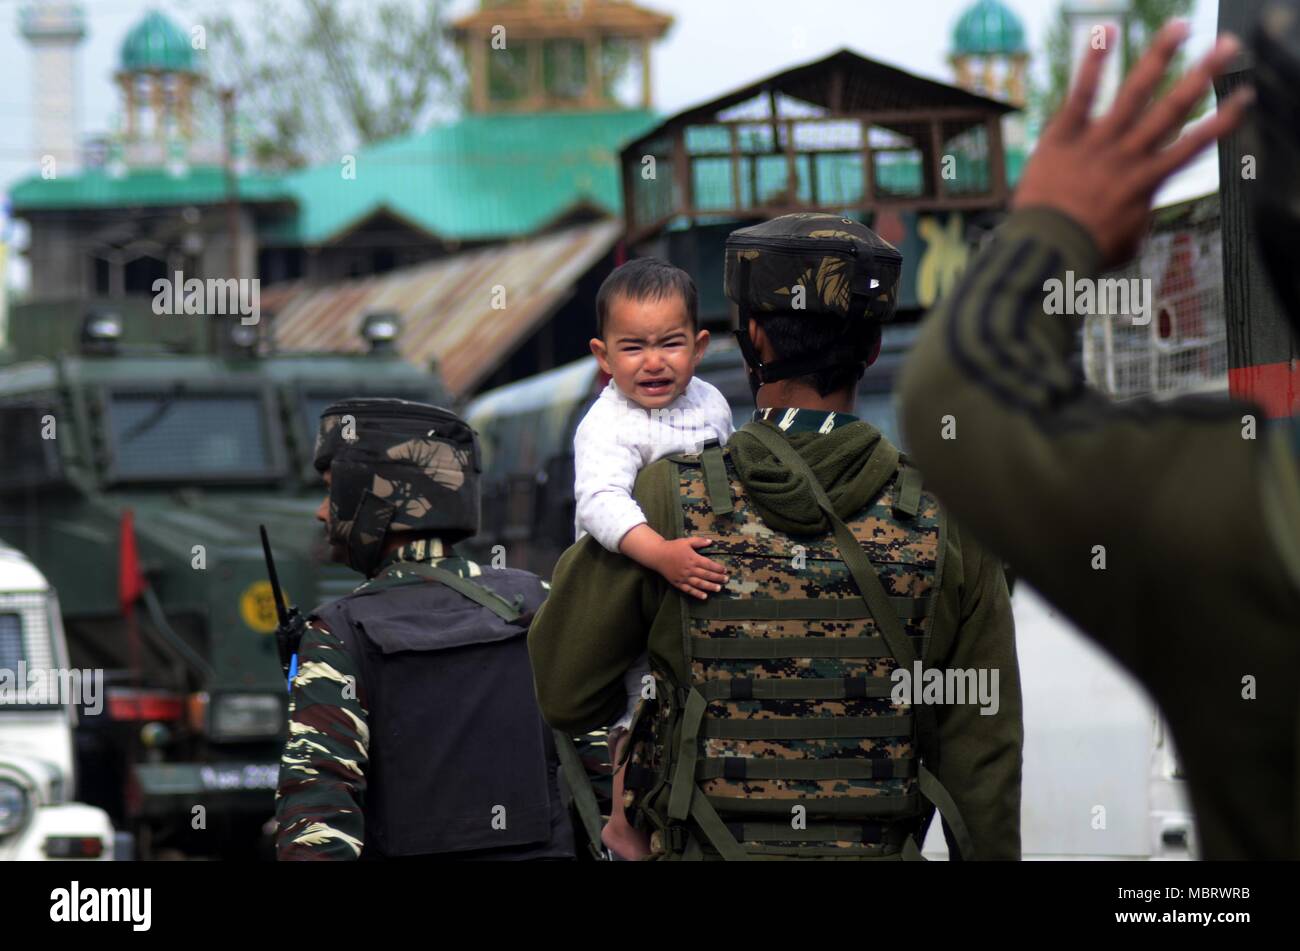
[{"x1": 313, "y1": 565, "x2": 574, "y2": 860}]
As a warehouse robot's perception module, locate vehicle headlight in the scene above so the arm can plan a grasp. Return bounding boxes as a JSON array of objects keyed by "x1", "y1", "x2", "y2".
[
  {"x1": 211, "y1": 693, "x2": 283, "y2": 741},
  {"x1": 0, "y1": 780, "x2": 30, "y2": 836}
]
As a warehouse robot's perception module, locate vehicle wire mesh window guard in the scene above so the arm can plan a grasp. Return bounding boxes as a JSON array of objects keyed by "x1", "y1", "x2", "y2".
[
  {"x1": 108, "y1": 393, "x2": 272, "y2": 477},
  {"x1": 1082, "y1": 203, "x2": 1227, "y2": 402},
  {"x1": 0, "y1": 405, "x2": 62, "y2": 489},
  {"x1": 0, "y1": 594, "x2": 55, "y2": 706}
]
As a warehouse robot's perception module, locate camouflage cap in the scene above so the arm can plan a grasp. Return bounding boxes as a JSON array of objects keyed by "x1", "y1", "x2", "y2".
[
  {"x1": 724, "y1": 213, "x2": 902, "y2": 323},
  {"x1": 315, "y1": 398, "x2": 481, "y2": 576}
]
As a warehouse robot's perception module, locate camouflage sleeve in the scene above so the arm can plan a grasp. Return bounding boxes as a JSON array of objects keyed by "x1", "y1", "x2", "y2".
[{"x1": 274, "y1": 618, "x2": 370, "y2": 861}]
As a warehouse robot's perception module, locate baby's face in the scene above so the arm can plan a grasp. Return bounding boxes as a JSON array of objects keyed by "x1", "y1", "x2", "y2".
[{"x1": 591, "y1": 293, "x2": 709, "y2": 410}]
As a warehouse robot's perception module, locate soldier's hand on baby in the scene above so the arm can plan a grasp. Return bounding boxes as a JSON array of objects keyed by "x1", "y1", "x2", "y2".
[{"x1": 654, "y1": 537, "x2": 729, "y2": 600}]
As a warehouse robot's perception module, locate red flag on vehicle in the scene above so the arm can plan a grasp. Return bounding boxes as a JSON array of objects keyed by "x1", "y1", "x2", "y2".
[{"x1": 118, "y1": 508, "x2": 146, "y2": 612}]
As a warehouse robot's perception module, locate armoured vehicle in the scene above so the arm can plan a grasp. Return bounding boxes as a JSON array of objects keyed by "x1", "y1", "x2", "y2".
[
  {"x1": 0, "y1": 305, "x2": 447, "y2": 858},
  {"x1": 466, "y1": 327, "x2": 1198, "y2": 860}
]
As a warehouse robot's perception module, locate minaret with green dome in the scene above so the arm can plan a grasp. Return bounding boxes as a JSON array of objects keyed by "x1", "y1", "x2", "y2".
[
  {"x1": 950, "y1": 0, "x2": 1030, "y2": 184},
  {"x1": 115, "y1": 9, "x2": 204, "y2": 161},
  {"x1": 950, "y1": 0, "x2": 1029, "y2": 106}
]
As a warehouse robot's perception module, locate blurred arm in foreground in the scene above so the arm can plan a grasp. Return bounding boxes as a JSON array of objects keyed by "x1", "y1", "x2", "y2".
[{"x1": 898, "y1": 20, "x2": 1300, "y2": 859}]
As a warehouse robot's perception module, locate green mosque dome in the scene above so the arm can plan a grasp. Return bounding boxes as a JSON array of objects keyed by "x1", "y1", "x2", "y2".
[
  {"x1": 120, "y1": 9, "x2": 198, "y2": 73},
  {"x1": 953, "y1": 0, "x2": 1028, "y2": 56}
]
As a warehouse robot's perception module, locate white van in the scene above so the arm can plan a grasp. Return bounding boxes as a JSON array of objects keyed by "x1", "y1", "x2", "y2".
[{"x1": 0, "y1": 543, "x2": 118, "y2": 860}]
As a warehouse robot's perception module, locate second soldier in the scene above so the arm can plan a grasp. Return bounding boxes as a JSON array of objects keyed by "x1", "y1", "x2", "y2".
[{"x1": 274, "y1": 398, "x2": 575, "y2": 861}]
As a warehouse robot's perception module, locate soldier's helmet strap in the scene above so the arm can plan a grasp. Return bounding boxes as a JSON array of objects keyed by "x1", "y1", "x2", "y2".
[
  {"x1": 733, "y1": 326, "x2": 864, "y2": 381},
  {"x1": 346, "y1": 489, "x2": 398, "y2": 576},
  {"x1": 733, "y1": 321, "x2": 868, "y2": 401}
]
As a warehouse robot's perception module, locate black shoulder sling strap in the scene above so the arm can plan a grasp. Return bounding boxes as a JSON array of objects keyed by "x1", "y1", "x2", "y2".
[{"x1": 371, "y1": 560, "x2": 528, "y2": 619}]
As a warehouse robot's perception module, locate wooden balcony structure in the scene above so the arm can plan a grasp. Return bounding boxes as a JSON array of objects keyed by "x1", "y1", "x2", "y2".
[{"x1": 619, "y1": 48, "x2": 1019, "y2": 244}]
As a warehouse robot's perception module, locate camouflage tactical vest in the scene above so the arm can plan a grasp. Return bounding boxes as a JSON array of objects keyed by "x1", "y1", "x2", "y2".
[{"x1": 624, "y1": 423, "x2": 972, "y2": 860}]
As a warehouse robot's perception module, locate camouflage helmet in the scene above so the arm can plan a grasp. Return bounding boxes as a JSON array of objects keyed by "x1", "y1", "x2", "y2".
[
  {"x1": 724, "y1": 214, "x2": 902, "y2": 396},
  {"x1": 724, "y1": 213, "x2": 902, "y2": 323},
  {"x1": 313, "y1": 398, "x2": 480, "y2": 576}
]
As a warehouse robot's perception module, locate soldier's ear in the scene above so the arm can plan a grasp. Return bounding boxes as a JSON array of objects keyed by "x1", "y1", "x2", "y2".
[{"x1": 748, "y1": 318, "x2": 773, "y2": 362}]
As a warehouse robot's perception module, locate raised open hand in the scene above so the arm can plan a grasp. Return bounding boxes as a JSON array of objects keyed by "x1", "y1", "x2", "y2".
[{"x1": 1014, "y1": 21, "x2": 1254, "y2": 267}]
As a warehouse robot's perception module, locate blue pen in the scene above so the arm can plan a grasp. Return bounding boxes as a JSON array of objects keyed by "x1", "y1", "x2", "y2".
[{"x1": 287, "y1": 653, "x2": 298, "y2": 692}]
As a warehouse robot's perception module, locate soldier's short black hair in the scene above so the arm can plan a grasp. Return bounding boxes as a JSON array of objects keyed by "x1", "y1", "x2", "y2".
[
  {"x1": 596, "y1": 257, "x2": 698, "y2": 339},
  {"x1": 751, "y1": 312, "x2": 878, "y2": 397}
]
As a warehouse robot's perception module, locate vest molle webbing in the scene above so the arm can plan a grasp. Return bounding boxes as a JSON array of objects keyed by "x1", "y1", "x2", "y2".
[{"x1": 627, "y1": 426, "x2": 973, "y2": 860}]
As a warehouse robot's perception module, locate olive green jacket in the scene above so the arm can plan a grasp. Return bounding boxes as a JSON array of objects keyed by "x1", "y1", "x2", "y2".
[
  {"x1": 898, "y1": 207, "x2": 1300, "y2": 859},
  {"x1": 528, "y1": 420, "x2": 1023, "y2": 859}
]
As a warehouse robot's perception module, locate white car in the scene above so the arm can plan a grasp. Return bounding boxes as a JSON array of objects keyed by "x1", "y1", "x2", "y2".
[{"x1": 0, "y1": 543, "x2": 119, "y2": 860}]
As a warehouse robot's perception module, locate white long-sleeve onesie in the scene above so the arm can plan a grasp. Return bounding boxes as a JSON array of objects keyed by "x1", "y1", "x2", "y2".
[{"x1": 573, "y1": 376, "x2": 734, "y2": 730}]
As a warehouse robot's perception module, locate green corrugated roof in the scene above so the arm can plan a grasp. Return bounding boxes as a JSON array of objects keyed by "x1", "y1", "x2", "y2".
[
  {"x1": 273, "y1": 109, "x2": 659, "y2": 244},
  {"x1": 8, "y1": 110, "x2": 654, "y2": 243},
  {"x1": 9, "y1": 165, "x2": 293, "y2": 210}
]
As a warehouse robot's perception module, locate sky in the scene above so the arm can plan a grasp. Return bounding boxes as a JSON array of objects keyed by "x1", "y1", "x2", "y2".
[{"x1": 0, "y1": 0, "x2": 1224, "y2": 277}]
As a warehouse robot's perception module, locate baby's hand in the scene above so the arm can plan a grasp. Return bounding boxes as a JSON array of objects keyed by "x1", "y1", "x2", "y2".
[{"x1": 653, "y1": 537, "x2": 729, "y2": 601}]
